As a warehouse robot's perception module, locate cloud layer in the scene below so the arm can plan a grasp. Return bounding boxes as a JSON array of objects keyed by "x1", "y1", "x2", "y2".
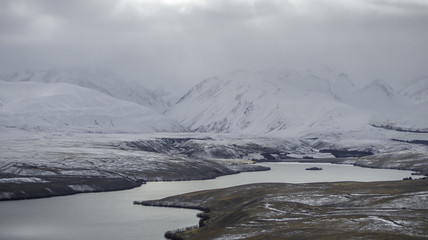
[{"x1": 1, "y1": 0, "x2": 427, "y2": 89}]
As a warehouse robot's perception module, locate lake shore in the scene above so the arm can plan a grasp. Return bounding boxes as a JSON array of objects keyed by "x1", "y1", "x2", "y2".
[
  {"x1": 2, "y1": 150, "x2": 428, "y2": 201},
  {"x1": 138, "y1": 179, "x2": 428, "y2": 240},
  {"x1": 2, "y1": 134, "x2": 427, "y2": 201},
  {"x1": 0, "y1": 161, "x2": 268, "y2": 201}
]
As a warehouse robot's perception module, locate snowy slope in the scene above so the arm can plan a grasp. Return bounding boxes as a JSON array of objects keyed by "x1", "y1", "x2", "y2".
[
  {"x1": 167, "y1": 68, "x2": 428, "y2": 136},
  {"x1": 305, "y1": 66, "x2": 355, "y2": 102},
  {"x1": 167, "y1": 69, "x2": 371, "y2": 136},
  {"x1": 353, "y1": 79, "x2": 428, "y2": 132},
  {"x1": 347, "y1": 79, "x2": 403, "y2": 116},
  {"x1": 399, "y1": 76, "x2": 428, "y2": 104},
  {"x1": 0, "y1": 80, "x2": 184, "y2": 133},
  {"x1": 3, "y1": 67, "x2": 170, "y2": 112},
  {"x1": 369, "y1": 101, "x2": 428, "y2": 133},
  {"x1": 153, "y1": 81, "x2": 189, "y2": 111}
]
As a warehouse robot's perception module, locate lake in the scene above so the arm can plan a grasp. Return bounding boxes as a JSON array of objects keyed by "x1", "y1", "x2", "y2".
[{"x1": 0, "y1": 162, "x2": 416, "y2": 240}]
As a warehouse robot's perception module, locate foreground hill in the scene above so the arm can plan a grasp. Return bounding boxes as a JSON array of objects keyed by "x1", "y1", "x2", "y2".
[{"x1": 139, "y1": 180, "x2": 428, "y2": 240}]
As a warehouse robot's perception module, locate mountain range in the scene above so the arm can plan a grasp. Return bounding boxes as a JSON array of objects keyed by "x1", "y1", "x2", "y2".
[
  {"x1": 167, "y1": 68, "x2": 428, "y2": 136},
  {"x1": 1, "y1": 67, "x2": 427, "y2": 136}
]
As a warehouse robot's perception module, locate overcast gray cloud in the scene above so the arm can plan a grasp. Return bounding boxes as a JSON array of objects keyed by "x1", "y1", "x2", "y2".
[{"x1": 0, "y1": 0, "x2": 427, "y2": 89}]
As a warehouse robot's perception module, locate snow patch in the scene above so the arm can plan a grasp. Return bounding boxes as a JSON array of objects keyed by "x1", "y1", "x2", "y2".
[
  {"x1": 0, "y1": 177, "x2": 48, "y2": 183},
  {"x1": 67, "y1": 184, "x2": 95, "y2": 192}
]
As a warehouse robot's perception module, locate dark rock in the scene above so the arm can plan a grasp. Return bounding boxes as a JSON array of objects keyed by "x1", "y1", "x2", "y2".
[
  {"x1": 305, "y1": 167, "x2": 323, "y2": 171},
  {"x1": 320, "y1": 149, "x2": 374, "y2": 158},
  {"x1": 371, "y1": 124, "x2": 428, "y2": 133},
  {"x1": 392, "y1": 139, "x2": 428, "y2": 146}
]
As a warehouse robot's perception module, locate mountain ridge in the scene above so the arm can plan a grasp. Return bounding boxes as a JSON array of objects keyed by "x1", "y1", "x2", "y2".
[
  {"x1": 167, "y1": 68, "x2": 428, "y2": 136},
  {"x1": 2, "y1": 66, "x2": 427, "y2": 136},
  {"x1": 2, "y1": 67, "x2": 171, "y2": 113},
  {"x1": 0, "y1": 80, "x2": 184, "y2": 133}
]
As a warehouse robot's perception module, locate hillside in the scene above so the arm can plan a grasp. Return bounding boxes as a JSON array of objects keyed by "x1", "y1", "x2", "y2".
[
  {"x1": 2, "y1": 67, "x2": 170, "y2": 113},
  {"x1": 167, "y1": 68, "x2": 428, "y2": 136},
  {"x1": 0, "y1": 80, "x2": 184, "y2": 133}
]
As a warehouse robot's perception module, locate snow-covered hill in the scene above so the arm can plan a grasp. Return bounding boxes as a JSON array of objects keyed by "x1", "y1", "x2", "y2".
[
  {"x1": 2, "y1": 67, "x2": 170, "y2": 113},
  {"x1": 0, "y1": 80, "x2": 184, "y2": 133},
  {"x1": 167, "y1": 68, "x2": 428, "y2": 136}
]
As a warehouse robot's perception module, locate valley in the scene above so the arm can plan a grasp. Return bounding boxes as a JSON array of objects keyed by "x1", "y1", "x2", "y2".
[
  {"x1": 1, "y1": 67, "x2": 427, "y2": 239},
  {"x1": 1, "y1": 132, "x2": 427, "y2": 200},
  {"x1": 2, "y1": 1, "x2": 428, "y2": 239}
]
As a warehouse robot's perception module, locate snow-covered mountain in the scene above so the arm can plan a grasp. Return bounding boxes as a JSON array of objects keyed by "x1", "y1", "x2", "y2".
[
  {"x1": 399, "y1": 76, "x2": 428, "y2": 104},
  {"x1": 2, "y1": 67, "x2": 170, "y2": 113},
  {"x1": 2, "y1": 66, "x2": 426, "y2": 136},
  {"x1": 153, "y1": 81, "x2": 189, "y2": 111},
  {"x1": 355, "y1": 78, "x2": 428, "y2": 132},
  {"x1": 167, "y1": 68, "x2": 428, "y2": 136},
  {"x1": 305, "y1": 66, "x2": 355, "y2": 102},
  {"x1": 0, "y1": 80, "x2": 184, "y2": 133},
  {"x1": 168, "y1": 69, "x2": 366, "y2": 136},
  {"x1": 348, "y1": 79, "x2": 402, "y2": 111}
]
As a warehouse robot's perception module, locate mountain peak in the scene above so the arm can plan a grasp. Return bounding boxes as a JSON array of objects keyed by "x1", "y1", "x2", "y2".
[{"x1": 167, "y1": 68, "x2": 367, "y2": 135}]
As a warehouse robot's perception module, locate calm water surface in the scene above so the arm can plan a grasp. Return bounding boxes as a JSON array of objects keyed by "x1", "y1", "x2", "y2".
[{"x1": 0, "y1": 162, "x2": 416, "y2": 240}]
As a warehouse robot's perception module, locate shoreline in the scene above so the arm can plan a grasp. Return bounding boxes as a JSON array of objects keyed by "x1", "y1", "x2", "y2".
[
  {"x1": 0, "y1": 163, "x2": 269, "y2": 201},
  {"x1": 2, "y1": 155, "x2": 428, "y2": 239},
  {"x1": 0, "y1": 176, "x2": 144, "y2": 201},
  {"x1": 135, "y1": 158, "x2": 428, "y2": 240},
  {"x1": 1, "y1": 153, "x2": 427, "y2": 201},
  {"x1": 264, "y1": 158, "x2": 428, "y2": 176},
  {"x1": 134, "y1": 201, "x2": 211, "y2": 240},
  {"x1": 137, "y1": 179, "x2": 428, "y2": 240}
]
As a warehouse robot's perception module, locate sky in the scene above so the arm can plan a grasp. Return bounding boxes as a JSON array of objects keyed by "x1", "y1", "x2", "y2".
[{"x1": 0, "y1": 0, "x2": 427, "y2": 90}]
